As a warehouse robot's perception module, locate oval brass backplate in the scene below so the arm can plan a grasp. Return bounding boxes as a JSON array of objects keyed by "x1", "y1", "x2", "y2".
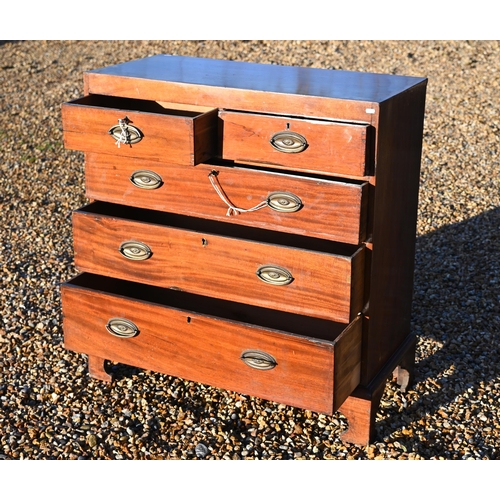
[
  {"x1": 256, "y1": 265, "x2": 294, "y2": 286},
  {"x1": 119, "y1": 241, "x2": 152, "y2": 261},
  {"x1": 270, "y1": 131, "x2": 307, "y2": 153},
  {"x1": 108, "y1": 117, "x2": 143, "y2": 146},
  {"x1": 240, "y1": 350, "x2": 277, "y2": 370},
  {"x1": 106, "y1": 318, "x2": 139, "y2": 338},
  {"x1": 267, "y1": 192, "x2": 302, "y2": 213},
  {"x1": 130, "y1": 170, "x2": 163, "y2": 190}
]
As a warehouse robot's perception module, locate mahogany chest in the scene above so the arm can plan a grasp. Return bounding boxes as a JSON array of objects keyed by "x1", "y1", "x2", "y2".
[{"x1": 60, "y1": 55, "x2": 427, "y2": 445}]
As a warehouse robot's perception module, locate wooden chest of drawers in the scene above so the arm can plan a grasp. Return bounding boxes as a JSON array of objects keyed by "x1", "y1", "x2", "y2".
[{"x1": 60, "y1": 55, "x2": 427, "y2": 446}]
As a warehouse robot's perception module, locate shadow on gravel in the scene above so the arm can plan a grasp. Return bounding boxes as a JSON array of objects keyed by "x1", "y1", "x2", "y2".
[{"x1": 375, "y1": 207, "x2": 500, "y2": 456}]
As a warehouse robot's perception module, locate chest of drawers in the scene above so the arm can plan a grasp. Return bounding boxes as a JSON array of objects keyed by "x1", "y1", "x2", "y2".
[{"x1": 60, "y1": 55, "x2": 427, "y2": 446}]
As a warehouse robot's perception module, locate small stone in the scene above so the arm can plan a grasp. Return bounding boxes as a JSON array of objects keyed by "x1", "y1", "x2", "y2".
[{"x1": 195, "y1": 443, "x2": 209, "y2": 458}]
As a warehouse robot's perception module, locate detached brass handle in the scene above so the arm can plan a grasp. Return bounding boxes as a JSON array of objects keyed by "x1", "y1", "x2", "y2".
[
  {"x1": 108, "y1": 116, "x2": 143, "y2": 148},
  {"x1": 240, "y1": 350, "x2": 277, "y2": 370},
  {"x1": 270, "y1": 130, "x2": 307, "y2": 153},
  {"x1": 106, "y1": 318, "x2": 139, "y2": 338},
  {"x1": 119, "y1": 241, "x2": 152, "y2": 261},
  {"x1": 256, "y1": 265, "x2": 294, "y2": 286},
  {"x1": 130, "y1": 170, "x2": 163, "y2": 190}
]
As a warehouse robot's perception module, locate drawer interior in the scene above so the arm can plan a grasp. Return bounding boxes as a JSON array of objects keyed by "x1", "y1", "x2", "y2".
[
  {"x1": 66, "y1": 273, "x2": 352, "y2": 343},
  {"x1": 78, "y1": 201, "x2": 361, "y2": 257},
  {"x1": 67, "y1": 94, "x2": 212, "y2": 118}
]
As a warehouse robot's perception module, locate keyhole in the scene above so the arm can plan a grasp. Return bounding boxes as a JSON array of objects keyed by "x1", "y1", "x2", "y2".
[
  {"x1": 187, "y1": 317, "x2": 191, "y2": 324},
  {"x1": 201, "y1": 238, "x2": 208, "y2": 246}
]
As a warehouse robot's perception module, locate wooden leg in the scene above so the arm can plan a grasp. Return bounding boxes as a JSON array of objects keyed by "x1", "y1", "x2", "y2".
[
  {"x1": 88, "y1": 355, "x2": 112, "y2": 382},
  {"x1": 338, "y1": 383, "x2": 385, "y2": 446},
  {"x1": 339, "y1": 334, "x2": 416, "y2": 445}
]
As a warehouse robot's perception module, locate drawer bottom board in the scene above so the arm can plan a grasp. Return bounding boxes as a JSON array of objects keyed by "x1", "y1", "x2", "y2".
[{"x1": 61, "y1": 273, "x2": 362, "y2": 414}]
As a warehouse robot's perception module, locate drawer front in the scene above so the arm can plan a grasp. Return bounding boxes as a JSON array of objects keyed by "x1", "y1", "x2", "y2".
[
  {"x1": 61, "y1": 274, "x2": 363, "y2": 414},
  {"x1": 72, "y1": 203, "x2": 365, "y2": 323},
  {"x1": 62, "y1": 95, "x2": 218, "y2": 165},
  {"x1": 220, "y1": 111, "x2": 370, "y2": 177},
  {"x1": 84, "y1": 153, "x2": 368, "y2": 244}
]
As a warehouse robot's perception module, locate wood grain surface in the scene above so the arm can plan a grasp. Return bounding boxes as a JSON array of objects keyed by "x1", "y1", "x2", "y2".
[
  {"x1": 72, "y1": 202, "x2": 365, "y2": 323},
  {"x1": 220, "y1": 111, "x2": 370, "y2": 177},
  {"x1": 62, "y1": 274, "x2": 362, "y2": 414},
  {"x1": 84, "y1": 153, "x2": 368, "y2": 244},
  {"x1": 62, "y1": 95, "x2": 218, "y2": 165}
]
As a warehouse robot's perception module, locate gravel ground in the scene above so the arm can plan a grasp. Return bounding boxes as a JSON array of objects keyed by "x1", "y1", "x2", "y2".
[{"x1": 1, "y1": 40, "x2": 499, "y2": 460}]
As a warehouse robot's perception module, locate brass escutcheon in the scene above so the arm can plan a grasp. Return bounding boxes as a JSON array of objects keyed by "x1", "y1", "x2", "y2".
[
  {"x1": 240, "y1": 350, "x2": 277, "y2": 370},
  {"x1": 267, "y1": 192, "x2": 302, "y2": 213},
  {"x1": 130, "y1": 170, "x2": 163, "y2": 190},
  {"x1": 256, "y1": 265, "x2": 294, "y2": 286},
  {"x1": 119, "y1": 241, "x2": 152, "y2": 261},
  {"x1": 270, "y1": 130, "x2": 307, "y2": 153},
  {"x1": 106, "y1": 318, "x2": 139, "y2": 338}
]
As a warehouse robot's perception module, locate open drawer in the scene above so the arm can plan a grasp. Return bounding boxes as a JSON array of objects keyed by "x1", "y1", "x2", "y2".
[
  {"x1": 61, "y1": 273, "x2": 362, "y2": 414},
  {"x1": 72, "y1": 202, "x2": 365, "y2": 323},
  {"x1": 62, "y1": 95, "x2": 218, "y2": 165},
  {"x1": 219, "y1": 110, "x2": 372, "y2": 177},
  {"x1": 84, "y1": 153, "x2": 369, "y2": 245}
]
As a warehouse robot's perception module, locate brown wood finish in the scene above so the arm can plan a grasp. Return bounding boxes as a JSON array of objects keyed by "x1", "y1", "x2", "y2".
[
  {"x1": 220, "y1": 111, "x2": 369, "y2": 177},
  {"x1": 61, "y1": 95, "x2": 218, "y2": 165},
  {"x1": 61, "y1": 55, "x2": 427, "y2": 446},
  {"x1": 62, "y1": 275, "x2": 362, "y2": 414},
  {"x1": 360, "y1": 83, "x2": 427, "y2": 384},
  {"x1": 84, "y1": 153, "x2": 368, "y2": 244},
  {"x1": 72, "y1": 203, "x2": 364, "y2": 323}
]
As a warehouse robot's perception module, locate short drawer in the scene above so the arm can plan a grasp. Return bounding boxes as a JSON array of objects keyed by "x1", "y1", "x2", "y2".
[
  {"x1": 62, "y1": 95, "x2": 218, "y2": 165},
  {"x1": 61, "y1": 273, "x2": 362, "y2": 414},
  {"x1": 72, "y1": 202, "x2": 365, "y2": 323},
  {"x1": 219, "y1": 111, "x2": 371, "y2": 177},
  {"x1": 84, "y1": 153, "x2": 368, "y2": 244}
]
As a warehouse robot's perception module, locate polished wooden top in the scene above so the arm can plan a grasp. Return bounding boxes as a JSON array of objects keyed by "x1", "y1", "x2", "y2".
[{"x1": 88, "y1": 55, "x2": 426, "y2": 104}]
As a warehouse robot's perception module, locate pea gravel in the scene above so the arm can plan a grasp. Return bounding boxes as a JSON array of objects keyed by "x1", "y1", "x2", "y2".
[{"x1": 1, "y1": 40, "x2": 499, "y2": 460}]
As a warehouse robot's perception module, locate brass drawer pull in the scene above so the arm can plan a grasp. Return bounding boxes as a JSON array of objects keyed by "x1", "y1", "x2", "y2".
[
  {"x1": 256, "y1": 265, "x2": 294, "y2": 286},
  {"x1": 208, "y1": 171, "x2": 302, "y2": 216},
  {"x1": 270, "y1": 130, "x2": 307, "y2": 153},
  {"x1": 108, "y1": 116, "x2": 143, "y2": 148},
  {"x1": 106, "y1": 318, "x2": 139, "y2": 338},
  {"x1": 267, "y1": 192, "x2": 302, "y2": 213},
  {"x1": 130, "y1": 170, "x2": 163, "y2": 190},
  {"x1": 240, "y1": 350, "x2": 277, "y2": 370},
  {"x1": 119, "y1": 241, "x2": 152, "y2": 261}
]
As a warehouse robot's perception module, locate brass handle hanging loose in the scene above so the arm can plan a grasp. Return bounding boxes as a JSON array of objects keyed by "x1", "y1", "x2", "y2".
[
  {"x1": 208, "y1": 171, "x2": 302, "y2": 216},
  {"x1": 108, "y1": 116, "x2": 143, "y2": 148}
]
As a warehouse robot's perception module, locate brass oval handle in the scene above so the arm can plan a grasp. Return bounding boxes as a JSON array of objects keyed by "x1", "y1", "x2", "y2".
[
  {"x1": 106, "y1": 318, "x2": 139, "y2": 338},
  {"x1": 108, "y1": 116, "x2": 143, "y2": 147},
  {"x1": 256, "y1": 265, "x2": 294, "y2": 286},
  {"x1": 267, "y1": 192, "x2": 302, "y2": 213},
  {"x1": 270, "y1": 131, "x2": 307, "y2": 153},
  {"x1": 130, "y1": 170, "x2": 163, "y2": 190},
  {"x1": 240, "y1": 350, "x2": 277, "y2": 370},
  {"x1": 119, "y1": 241, "x2": 152, "y2": 261}
]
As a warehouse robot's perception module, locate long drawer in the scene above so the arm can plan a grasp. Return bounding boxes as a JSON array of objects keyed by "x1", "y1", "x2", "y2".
[
  {"x1": 219, "y1": 110, "x2": 371, "y2": 177},
  {"x1": 62, "y1": 95, "x2": 218, "y2": 165},
  {"x1": 72, "y1": 202, "x2": 365, "y2": 323},
  {"x1": 61, "y1": 273, "x2": 362, "y2": 414},
  {"x1": 84, "y1": 153, "x2": 368, "y2": 244}
]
